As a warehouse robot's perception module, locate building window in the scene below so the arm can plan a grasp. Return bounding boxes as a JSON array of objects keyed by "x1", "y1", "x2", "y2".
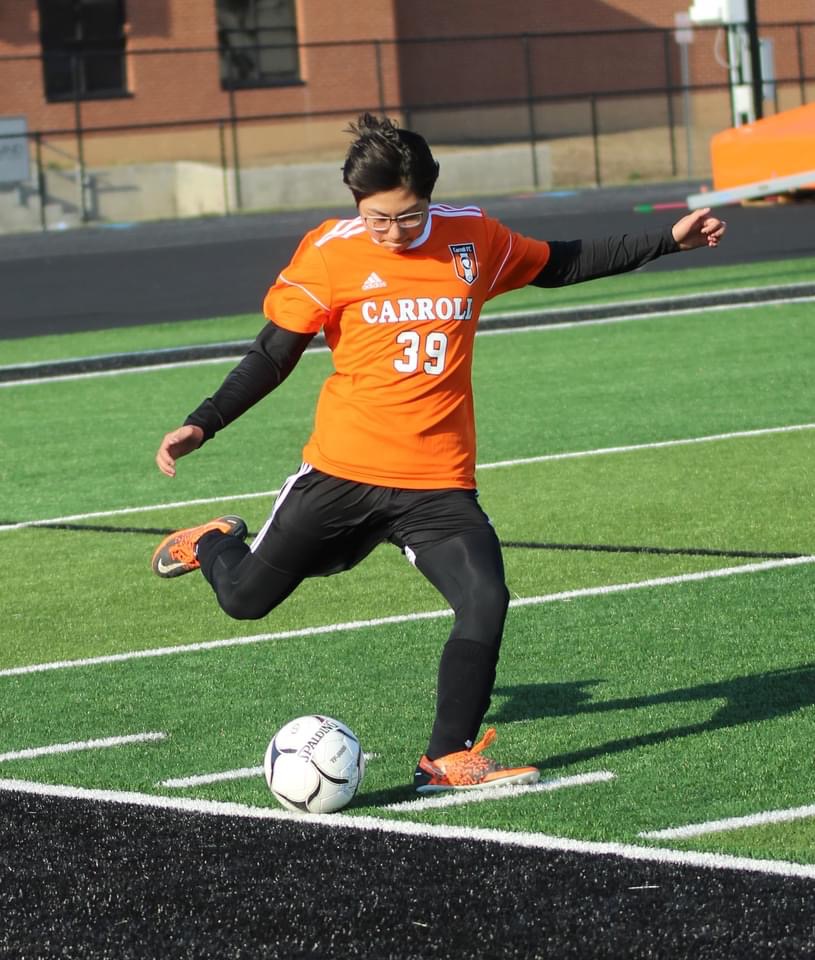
[
  {"x1": 38, "y1": 0, "x2": 128, "y2": 102},
  {"x1": 217, "y1": 0, "x2": 301, "y2": 89}
]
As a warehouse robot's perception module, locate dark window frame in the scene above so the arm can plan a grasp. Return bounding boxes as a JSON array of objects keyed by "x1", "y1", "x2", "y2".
[
  {"x1": 217, "y1": 0, "x2": 302, "y2": 91},
  {"x1": 38, "y1": 0, "x2": 129, "y2": 103}
]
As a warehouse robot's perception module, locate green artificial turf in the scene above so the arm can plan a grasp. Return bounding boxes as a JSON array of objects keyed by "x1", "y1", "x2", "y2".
[{"x1": 1, "y1": 265, "x2": 813, "y2": 866}]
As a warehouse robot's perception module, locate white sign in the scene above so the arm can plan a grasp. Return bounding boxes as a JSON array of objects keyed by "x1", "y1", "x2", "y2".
[{"x1": 0, "y1": 116, "x2": 29, "y2": 185}]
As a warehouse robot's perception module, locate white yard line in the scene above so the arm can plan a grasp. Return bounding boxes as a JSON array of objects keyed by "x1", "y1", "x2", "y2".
[
  {"x1": 1, "y1": 776, "x2": 814, "y2": 880},
  {"x1": 0, "y1": 489, "x2": 280, "y2": 532},
  {"x1": 477, "y1": 422, "x2": 815, "y2": 471},
  {"x1": 476, "y1": 294, "x2": 815, "y2": 338},
  {"x1": 0, "y1": 732, "x2": 167, "y2": 764},
  {"x1": 2, "y1": 421, "x2": 812, "y2": 533},
  {"x1": 159, "y1": 751, "x2": 380, "y2": 789},
  {"x1": 1, "y1": 554, "x2": 813, "y2": 680},
  {"x1": 508, "y1": 555, "x2": 815, "y2": 608},
  {"x1": 384, "y1": 771, "x2": 615, "y2": 812},
  {"x1": 639, "y1": 803, "x2": 815, "y2": 840},
  {"x1": 0, "y1": 354, "x2": 248, "y2": 388},
  {"x1": 160, "y1": 765, "x2": 264, "y2": 789}
]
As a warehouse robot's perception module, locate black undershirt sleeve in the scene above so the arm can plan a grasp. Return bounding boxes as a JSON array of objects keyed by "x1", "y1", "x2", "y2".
[
  {"x1": 184, "y1": 321, "x2": 314, "y2": 442},
  {"x1": 531, "y1": 225, "x2": 680, "y2": 288}
]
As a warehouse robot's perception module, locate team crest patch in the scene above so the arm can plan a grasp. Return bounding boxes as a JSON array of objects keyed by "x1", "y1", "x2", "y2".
[{"x1": 449, "y1": 243, "x2": 479, "y2": 285}]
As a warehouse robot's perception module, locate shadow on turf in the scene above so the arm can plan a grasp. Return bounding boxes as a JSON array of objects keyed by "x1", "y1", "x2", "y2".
[
  {"x1": 14, "y1": 524, "x2": 803, "y2": 562},
  {"x1": 489, "y1": 663, "x2": 815, "y2": 771}
]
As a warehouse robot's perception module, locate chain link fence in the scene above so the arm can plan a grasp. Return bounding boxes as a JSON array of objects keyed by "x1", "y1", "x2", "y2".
[{"x1": 0, "y1": 23, "x2": 812, "y2": 232}]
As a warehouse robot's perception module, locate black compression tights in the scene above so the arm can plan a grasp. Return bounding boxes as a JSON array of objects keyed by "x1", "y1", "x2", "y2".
[
  {"x1": 198, "y1": 524, "x2": 509, "y2": 760},
  {"x1": 413, "y1": 527, "x2": 510, "y2": 759},
  {"x1": 197, "y1": 532, "x2": 302, "y2": 620}
]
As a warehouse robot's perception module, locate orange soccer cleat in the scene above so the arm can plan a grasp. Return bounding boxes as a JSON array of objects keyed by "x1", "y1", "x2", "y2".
[
  {"x1": 151, "y1": 515, "x2": 248, "y2": 578},
  {"x1": 414, "y1": 727, "x2": 539, "y2": 793}
]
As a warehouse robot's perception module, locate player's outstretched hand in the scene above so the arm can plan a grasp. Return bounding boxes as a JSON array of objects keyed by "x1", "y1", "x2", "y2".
[
  {"x1": 155, "y1": 424, "x2": 205, "y2": 477},
  {"x1": 672, "y1": 207, "x2": 727, "y2": 250}
]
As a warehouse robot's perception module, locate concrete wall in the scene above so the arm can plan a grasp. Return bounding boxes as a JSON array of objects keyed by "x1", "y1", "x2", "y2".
[{"x1": 0, "y1": 142, "x2": 553, "y2": 234}]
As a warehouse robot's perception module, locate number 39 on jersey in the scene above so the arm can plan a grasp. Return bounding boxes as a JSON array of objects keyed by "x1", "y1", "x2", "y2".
[{"x1": 394, "y1": 330, "x2": 448, "y2": 375}]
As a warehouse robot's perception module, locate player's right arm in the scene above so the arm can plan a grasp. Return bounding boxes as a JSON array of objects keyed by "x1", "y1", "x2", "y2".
[
  {"x1": 155, "y1": 424, "x2": 206, "y2": 477},
  {"x1": 155, "y1": 223, "x2": 331, "y2": 477},
  {"x1": 154, "y1": 321, "x2": 313, "y2": 477}
]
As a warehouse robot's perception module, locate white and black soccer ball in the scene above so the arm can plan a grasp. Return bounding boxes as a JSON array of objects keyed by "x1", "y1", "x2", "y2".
[{"x1": 264, "y1": 714, "x2": 365, "y2": 814}]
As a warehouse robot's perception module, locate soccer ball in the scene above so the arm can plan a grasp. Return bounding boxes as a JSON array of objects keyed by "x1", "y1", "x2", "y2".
[{"x1": 264, "y1": 714, "x2": 365, "y2": 814}]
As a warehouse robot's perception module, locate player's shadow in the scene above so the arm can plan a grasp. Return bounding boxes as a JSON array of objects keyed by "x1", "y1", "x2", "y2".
[{"x1": 489, "y1": 663, "x2": 815, "y2": 771}]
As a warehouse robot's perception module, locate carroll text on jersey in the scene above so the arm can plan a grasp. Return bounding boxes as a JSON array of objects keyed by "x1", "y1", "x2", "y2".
[{"x1": 361, "y1": 296, "x2": 474, "y2": 324}]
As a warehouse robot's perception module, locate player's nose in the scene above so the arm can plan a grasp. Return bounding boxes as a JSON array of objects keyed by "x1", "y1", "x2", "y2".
[{"x1": 384, "y1": 220, "x2": 407, "y2": 238}]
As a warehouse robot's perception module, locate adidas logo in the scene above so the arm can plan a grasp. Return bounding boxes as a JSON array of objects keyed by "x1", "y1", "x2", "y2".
[{"x1": 362, "y1": 272, "x2": 387, "y2": 291}]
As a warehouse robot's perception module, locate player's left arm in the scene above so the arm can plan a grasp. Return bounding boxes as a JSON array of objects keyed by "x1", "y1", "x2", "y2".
[{"x1": 532, "y1": 208, "x2": 726, "y2": 288}]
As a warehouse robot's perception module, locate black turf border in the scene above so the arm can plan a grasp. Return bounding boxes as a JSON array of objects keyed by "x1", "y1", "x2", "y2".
[{"x1": 3, "y1": 282, "x2": 814, "y2": 383}]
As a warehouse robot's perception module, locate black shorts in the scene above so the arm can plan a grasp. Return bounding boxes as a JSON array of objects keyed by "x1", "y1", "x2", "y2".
[{"x1": 250, "y1": 464, "x2": 496, "y2": 578}]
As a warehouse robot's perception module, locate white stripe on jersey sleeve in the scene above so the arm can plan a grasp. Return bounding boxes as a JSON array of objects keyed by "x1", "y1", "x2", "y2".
[
  {"x1": 315, "y1": 218, "x2": 367, "y2": 247},
  {"x1": 276, "y1": 274, "x2": 331, "y2": 312},
  {"x1": 488, "y1": 233, "x2": 514, "y2": 292},
  {"x1": 406, "y1": 203, "x2": 485, "y2": 249},
  {"x1": 429, "y1": 203, "x2": 483, "y2": 217}
]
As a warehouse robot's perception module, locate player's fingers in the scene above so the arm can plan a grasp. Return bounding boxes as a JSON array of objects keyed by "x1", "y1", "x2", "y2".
[
  {"x1": 704, "y1": 218, "x2": 726, "y2": 242},
  {"x1": 683, "y1": 208, "x2": 709, "y2": 232},
  {"x1": 674, "y1": 208, "x2": 711, "y2": 247},
  {"x1": 156, "y1": 426, "x2": 202, "y2": 476},
  {"x1": 155, "y1": 443, "x2": 177, "y2": 477},
  {"x1": 155, "y1": 429, "x2": 187, "y2": 476}
]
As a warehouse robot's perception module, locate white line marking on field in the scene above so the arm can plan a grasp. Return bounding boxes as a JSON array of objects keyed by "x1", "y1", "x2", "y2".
[
  {"x1": 1, "y1": 777, "x2": 814, "y2": 880},
  {"x1": 3, "y1": 422, "x2": 812, "y2": 533},
  {"x1": 640, "y1": 803, "x2": 815, "y2": 840},
  {"x1": 0, "y1": 341, "x2": 332, "y2": 387},
  {"x1": 160, "y1": 765, "x2": 263, "y2": 789},
  {"x1": 477, "y1": 422, "x2": 815, "y2": 471},
  {"x1": 385, "y1": 771, "x2": 615, "y2": 812},
  {"x1": 1, "y1": 554, "x2": 813, "y2": 680},
  {"x1": 0, "y1": 732, "x2": 167, "y2": 763},
  {"x1": 159, "y1": 751, "x2": 380, "y2": 789},
  {"x1": 477, "y1": 294, "x2": 815, "y2": 338},
  {"x1": 0, "y1": 354, "x2": 246, "y2": 388},
  {"x1": 0, "y1": 489, "x2": 280, "y2": 532}
]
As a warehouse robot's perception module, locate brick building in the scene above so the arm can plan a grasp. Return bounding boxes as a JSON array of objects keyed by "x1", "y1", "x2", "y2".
[{"x1": 0, "y1": 2, "x2": 811, "y2": 228}]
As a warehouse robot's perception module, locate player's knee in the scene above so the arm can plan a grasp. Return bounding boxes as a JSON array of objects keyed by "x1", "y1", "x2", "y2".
[
  {"x1": 215, "y1": 596, "x2": 268, "y2": 621},
  {"x1": 206, "y1": 551, "x2": 293, "y2": 620},
  {"x1": 213, "y1": 583, "x2": 275, "y2": 621},
  {"x1": 457, "y1": 578, "x2": 509, "y2": 648}
]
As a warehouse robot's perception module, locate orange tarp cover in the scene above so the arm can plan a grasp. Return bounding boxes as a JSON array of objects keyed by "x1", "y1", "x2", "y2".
[{"x1": 711, "y1": 102, "x2": 815, "y2": 190}]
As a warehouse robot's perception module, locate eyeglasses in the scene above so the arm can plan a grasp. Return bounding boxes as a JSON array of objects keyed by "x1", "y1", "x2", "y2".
[{"x1": 362, "y1": 210, "x2": 426, "y2": 232}]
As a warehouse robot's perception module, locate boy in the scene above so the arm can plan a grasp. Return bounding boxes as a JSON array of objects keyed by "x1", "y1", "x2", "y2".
[{"x1": 152, "y1": 114, "x2": 726, "y2": 792}]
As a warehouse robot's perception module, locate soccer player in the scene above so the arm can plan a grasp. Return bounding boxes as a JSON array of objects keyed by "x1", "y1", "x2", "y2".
[{"x1": 152, "y1": 113, "x2": 726, "y2": 793}]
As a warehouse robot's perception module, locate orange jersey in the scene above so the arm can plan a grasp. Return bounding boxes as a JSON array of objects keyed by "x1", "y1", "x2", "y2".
[{"x1": 263, "y1": 204, "x2": 551, "y2": 489}]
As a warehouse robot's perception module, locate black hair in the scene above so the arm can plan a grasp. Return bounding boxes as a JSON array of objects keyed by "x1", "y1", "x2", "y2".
[{"x1": 342, "y1": 113, "x2": 440, "y2": 202}]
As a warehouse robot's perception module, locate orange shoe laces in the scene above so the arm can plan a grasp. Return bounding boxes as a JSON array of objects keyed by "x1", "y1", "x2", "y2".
[
  {"x1": 166, "y1": 519, "x2": 234, "y2": 566},
  {"x1": 433, "y1": 728, "x2": 503, "y2": 785},
  {"x1": 167, "y1": 533, "x2": 199, "y2": 565}
]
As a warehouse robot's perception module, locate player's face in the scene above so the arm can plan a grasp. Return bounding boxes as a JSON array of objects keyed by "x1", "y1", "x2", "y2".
[{"x1": 358, "y1": 185, "x2": 429, "y2": 253}]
